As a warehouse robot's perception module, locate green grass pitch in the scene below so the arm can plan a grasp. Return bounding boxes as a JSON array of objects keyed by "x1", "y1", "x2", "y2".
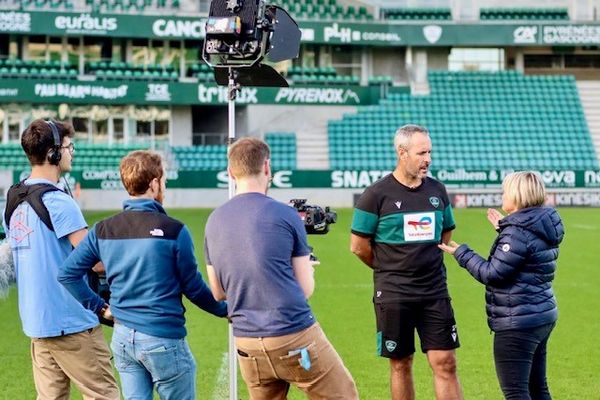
[{"x1": 0, "y1": 208, "x2": 599, "y2": 399}]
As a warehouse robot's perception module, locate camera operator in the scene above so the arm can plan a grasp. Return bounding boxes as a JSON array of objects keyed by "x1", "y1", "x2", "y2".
[
  {"x1": 58, "y1": 150, "x2": 228, "y2": 400},
  {"x1": 204, "y1": 137, "x2": 358, "y2": 399}
]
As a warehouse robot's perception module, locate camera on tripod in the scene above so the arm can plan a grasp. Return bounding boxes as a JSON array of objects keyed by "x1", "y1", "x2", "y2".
[{"x1": 289, "y1": 199, "x2": 337, "y2": 235}]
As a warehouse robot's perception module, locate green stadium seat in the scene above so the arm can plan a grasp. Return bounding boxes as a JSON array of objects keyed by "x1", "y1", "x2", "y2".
[{"x1": 328, "y1": 71, "x2": 598, "y2": 171}]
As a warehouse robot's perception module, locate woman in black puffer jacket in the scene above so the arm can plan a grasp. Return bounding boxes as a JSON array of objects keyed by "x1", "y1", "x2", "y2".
[{"x1": 439, "y1": 171, "x2": 564, "y2": 400}]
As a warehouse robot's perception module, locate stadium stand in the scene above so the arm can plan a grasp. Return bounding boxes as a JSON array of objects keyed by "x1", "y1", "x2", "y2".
[
  {"x1": 0, "y1": 143, "x2": 27, "y2": 170},
  {"x1": 479, "y1": 8, "x2": 569, "y2": 20},
  {"x1": 269, "y1": 0, "x2": 373, "y2": 21},
  {"x1": 171, "y1": 144, "x2": 228, "y2": 170},
  {"x1": 0, "y1": 143, "x2": 149, "y2": 171},
  {"x1": 265, "y1": 132, "x2": 297, "y2": 170},
  {"x1": 0, "y1": 0, "x2": 184, "y2": 13},
  {"x1": 287, "y1": 66, "x2": 360, "y2": 85},
  {"x1": 90, "y1": 0, "x2": 181, "y2": 13},
  {"x1": 17, "y1": 0, "x2": 75, "y2": 10},
  {"x1": 0, "y1": 59, "x2": 78, "y2": 79},
  {"x1": 170, "y1": 133, "x2": 297, "y2": 171},
  {"x1": 381, "y1": 7, "x2": 452, "y2": 21},
  {"x1": 87, "y1": 61, "x2": 180, "y2": 81},
  {"x1": 329, "y1": 71, "x2": 599, "y2": 171},
  {"x1": 71, "y1": 143, "x2": 148, "y2": 169}
]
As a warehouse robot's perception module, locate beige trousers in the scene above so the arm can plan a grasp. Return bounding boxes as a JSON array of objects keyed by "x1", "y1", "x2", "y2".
[
  {"x1": 235, "y1": 322, "x2": 358, "y2": 400},
  {"x1": 30, "y1": 325, "x2": 119, "y2": 400}
]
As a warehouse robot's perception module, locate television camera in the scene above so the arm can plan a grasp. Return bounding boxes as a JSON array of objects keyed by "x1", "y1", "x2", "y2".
[
  {"x1": 290, "y1": 199, "x2": 337, "y2": 235},
  {"x1": 289, "y1": 199, "x2": 337, "y2": 264}
]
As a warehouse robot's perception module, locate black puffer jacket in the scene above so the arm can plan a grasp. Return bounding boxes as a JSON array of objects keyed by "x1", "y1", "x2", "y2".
[{"x1": 454, "y1": 206, "x2": 564, "y2": 332}]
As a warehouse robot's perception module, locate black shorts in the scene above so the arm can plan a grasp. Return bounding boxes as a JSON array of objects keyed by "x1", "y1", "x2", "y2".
[{"x1": 375, "y1": 298, "x2": 460, "y2": 359}]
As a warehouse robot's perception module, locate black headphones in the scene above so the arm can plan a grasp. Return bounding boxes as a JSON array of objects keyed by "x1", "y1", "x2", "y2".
[{"x1": 46, "y1": 120, "x2": 62, "y2": 166}]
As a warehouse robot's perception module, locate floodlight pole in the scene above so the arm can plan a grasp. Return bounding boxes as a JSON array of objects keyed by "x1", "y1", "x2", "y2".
[{"x1": 227, "y1": 66, "x2": 239, "y2": 400}]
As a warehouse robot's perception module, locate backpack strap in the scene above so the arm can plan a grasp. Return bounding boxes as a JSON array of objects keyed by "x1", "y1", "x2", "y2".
[{"x1": 4, "y1": 181, "x2": 62, "y2": 232}]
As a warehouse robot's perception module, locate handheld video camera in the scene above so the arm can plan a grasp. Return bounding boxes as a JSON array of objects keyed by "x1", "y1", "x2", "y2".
[
  {"x1": 289, "y1": 199, "x2": 337, "y2": 264},
  {"x1": 289, "y1": 199, "x2": 337, "y2": 235}
]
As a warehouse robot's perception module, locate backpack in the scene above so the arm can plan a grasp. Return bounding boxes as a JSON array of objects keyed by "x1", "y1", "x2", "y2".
[
  {"x1": 4, "y1": 181, "x2": 113, "y2": 326},
  {"x1": 4, "y1": 181, "x2": 62, "y2": 231}
]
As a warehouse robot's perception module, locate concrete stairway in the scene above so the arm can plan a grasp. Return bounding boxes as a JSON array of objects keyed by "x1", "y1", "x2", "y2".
[
  {"x1": 296, "y1": 119, "x2": 330, "y2": 170},
  {"x1": 577, "y1": 81, "x2": 600, "y2": 163}
]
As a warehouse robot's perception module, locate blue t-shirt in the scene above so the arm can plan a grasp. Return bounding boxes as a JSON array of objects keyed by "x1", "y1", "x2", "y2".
[
  {"x1": 3, "y1": 178, "x2": 97, "y2": 338},
  {"x1": 204, "y1": 192, "x2": 314, "y2": 337}
]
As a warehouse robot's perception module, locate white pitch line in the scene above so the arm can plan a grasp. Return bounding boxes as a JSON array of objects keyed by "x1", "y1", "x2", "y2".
[
  {"x1": 210, "y1": 352, "x2": 230, "y2": 400},
  {"x1": 571, "y1": 224, "x2": 597, "y2": 230}
]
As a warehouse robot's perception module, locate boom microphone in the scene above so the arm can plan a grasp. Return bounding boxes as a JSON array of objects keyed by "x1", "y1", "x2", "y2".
[{"x1": 0, "y1": 240, "x2": 15, "y2": 299}]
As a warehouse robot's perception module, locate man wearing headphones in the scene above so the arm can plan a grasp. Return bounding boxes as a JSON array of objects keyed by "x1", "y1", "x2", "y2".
[{"x1": 2, "y1": 119, "x2": 119, "y2": 399}]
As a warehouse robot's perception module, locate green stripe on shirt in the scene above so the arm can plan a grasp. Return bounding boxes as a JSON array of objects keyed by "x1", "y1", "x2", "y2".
[{"x1": 351, "y1": 208, "x2": 378, "y2": 235}]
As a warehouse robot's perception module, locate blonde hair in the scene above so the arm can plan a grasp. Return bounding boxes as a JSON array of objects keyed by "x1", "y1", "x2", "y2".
[
  {"x1": 120, "y1": 150, "x2": 164, "y2": 196},
  {"x1": 502, "y1": 171, "x2": 546, "y2": 210},
  {"x1": 228, "y1": 137, "x2": 270, "y2": 178}
]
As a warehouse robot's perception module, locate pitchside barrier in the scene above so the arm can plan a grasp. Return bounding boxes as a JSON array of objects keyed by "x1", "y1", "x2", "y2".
[{"x1": 4, "y1": 168, "x2": 600, "y2": 209}]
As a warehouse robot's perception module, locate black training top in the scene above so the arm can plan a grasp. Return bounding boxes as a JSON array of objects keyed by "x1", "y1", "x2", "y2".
[{"x1": 352, "y1": 174, "x2": 455, "y2": 302}]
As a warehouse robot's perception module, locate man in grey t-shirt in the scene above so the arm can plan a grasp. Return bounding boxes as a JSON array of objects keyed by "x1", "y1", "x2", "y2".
[{"x1": 204, "y1": 137, "x2": 357, "y2": 400}]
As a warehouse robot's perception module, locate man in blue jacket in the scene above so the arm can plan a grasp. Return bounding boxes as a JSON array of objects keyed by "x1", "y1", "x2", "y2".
[{"x1": 58, "y1": 150, "x2": 228, "y2": 400}]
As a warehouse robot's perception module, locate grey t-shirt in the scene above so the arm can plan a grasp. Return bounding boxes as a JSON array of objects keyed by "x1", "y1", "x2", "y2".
[{"x1": 204, "y1": 192, "x2": 314, "y2": 337}]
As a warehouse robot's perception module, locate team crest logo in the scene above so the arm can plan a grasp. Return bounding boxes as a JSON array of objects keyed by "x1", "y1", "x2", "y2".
[
  {"x1": 429, "y1": 196, "x2": 440, "y2": 208},
  {"x1": 423, "y1": 25, "x2": 442, "y2": 44},
  {"x1": 385, "y1": 340, "x2": 397, "y2": 352}
]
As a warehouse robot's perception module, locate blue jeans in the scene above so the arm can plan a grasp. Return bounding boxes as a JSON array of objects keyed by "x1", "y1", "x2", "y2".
[
  {"x1": 111, "y1": 323, "x2": 196, "y2": 400},
  {"x1": 494, "y1": 323, "x2": 555, "y2": 400}
]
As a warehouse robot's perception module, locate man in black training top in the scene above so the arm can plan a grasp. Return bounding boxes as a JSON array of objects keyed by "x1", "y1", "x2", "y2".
[{"x1": 350, "y1": 124, "x2": 463, "y2": 400}]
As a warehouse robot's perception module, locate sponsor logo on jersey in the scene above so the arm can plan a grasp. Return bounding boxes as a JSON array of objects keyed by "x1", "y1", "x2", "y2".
[
  {"x1": 404, "y1": 212, "x2": 436, "y2": 241},
  {"x1": 407, "y1": 216, "x2": 432, "y2": 230}
]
